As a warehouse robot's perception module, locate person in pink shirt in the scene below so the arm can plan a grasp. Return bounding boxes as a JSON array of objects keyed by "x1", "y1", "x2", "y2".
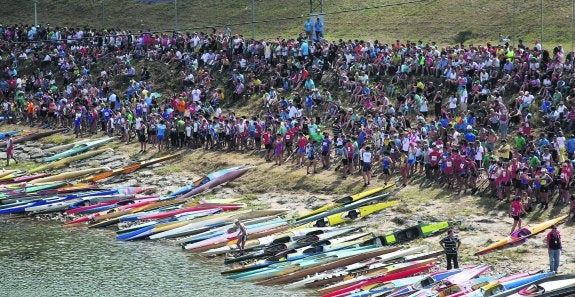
[
  {"x1": 509, "y1": 196, "x2": 526, "y2": 234},
  {"x1": 559, "y1": 160, "x2": 572, "y2": 204}
]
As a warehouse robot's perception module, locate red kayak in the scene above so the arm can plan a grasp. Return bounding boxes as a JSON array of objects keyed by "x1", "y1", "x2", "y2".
[
  {"x1": 138, "y1": 203, "x2": 244, "y2": 220},
  {"x1": 323, "y1": 264, "x2": 435, "y2": 297},
  {"x1": 65, "y1": 198, "x2": 161, "y2": 225}
]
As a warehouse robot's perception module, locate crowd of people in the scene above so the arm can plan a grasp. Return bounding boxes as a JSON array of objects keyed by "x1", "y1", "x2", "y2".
[{"x1": 1, "y1": 23, "x2": 575, "y2": 222}]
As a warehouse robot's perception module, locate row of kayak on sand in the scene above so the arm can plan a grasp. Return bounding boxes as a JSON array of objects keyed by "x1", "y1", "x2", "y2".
[{"x1": 1, "y1": 129, "x2": 574, "y2": 296}]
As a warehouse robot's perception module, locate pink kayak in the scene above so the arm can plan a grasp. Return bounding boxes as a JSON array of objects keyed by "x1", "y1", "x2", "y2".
[
  {"x1": 139, "y1": 203, "x2": 245, "y2": 220},
  {"x1": 0, "y1": 173, "x2": 51, "y2": 185},
  {"x1": 446, "y1": 270, "x2": 544, "y2": 297},
  {"x1": 65, "y1": 195, "x2": 160, "y2": 215},
  {"x1": 178, "y1": 167, "x2": 251, "y2": 199}
]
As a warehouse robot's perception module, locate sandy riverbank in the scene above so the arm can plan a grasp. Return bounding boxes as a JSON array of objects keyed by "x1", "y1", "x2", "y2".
[{"x1": 1, "y1": 124, "x2": 573, "y2": 276}]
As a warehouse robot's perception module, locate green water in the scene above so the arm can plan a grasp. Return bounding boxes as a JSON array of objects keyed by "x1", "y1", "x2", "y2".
[{"x1": 0, "y1": 219, "x2": 308, "y2": 297}]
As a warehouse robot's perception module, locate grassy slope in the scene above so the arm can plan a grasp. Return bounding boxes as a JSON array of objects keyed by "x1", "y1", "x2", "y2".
[{"x1": 0, "y1": 0, "x2": 573, "y2": 46}]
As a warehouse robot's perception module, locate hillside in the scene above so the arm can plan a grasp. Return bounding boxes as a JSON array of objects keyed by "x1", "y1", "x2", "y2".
[{"x1": 1, "y1": 0, "x2": 573, "y2": 47}]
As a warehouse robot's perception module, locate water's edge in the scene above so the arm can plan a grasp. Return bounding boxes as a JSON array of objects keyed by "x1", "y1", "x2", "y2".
[{"x1": 0, "y1": 219, "x2": 307, "y2": 297}]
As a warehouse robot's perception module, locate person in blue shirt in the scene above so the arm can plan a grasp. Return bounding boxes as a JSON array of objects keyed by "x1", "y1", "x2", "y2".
[
  {"x1": 304, "y1": 20, "x2": 313, "y2": 39},
  {"x1": 314, "y1": 18, "x2": 323, "y2": 41},
  {"x1": 567, "y1": 136, "x2": 575, "y2": 158},
  {"x1": 321, "y1": 132, "x2": 332, "y2": 169},
  {"x1": 157, "y1": 120, "x2": 167, "y2": 151}
]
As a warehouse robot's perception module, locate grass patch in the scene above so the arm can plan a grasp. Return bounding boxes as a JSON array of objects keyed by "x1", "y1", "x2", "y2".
[
  {"x1": 153, "y1": 166, "x2": 183, "y2": 175},
  {"x1": 515, "y1": 248, "x2": 530, "y2": 254},
  {"x1": 42, "y1": 134, "x2": 74, "y2": 145}
]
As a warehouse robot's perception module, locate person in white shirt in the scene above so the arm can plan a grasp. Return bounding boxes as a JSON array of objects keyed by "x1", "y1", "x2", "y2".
[
  {"x1": 361, "y1": 146, "x2": 373, "y2": 186},
  {"x1": 448, "y1": 95, "x2": 457, "y2": 115}
]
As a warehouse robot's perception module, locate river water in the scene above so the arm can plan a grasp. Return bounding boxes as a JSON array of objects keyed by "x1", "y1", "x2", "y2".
[{"x1": 0, "y1": 219, "x2": 308, "y2": 297}]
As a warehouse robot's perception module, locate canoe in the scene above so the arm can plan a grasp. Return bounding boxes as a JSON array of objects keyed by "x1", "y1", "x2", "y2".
[
  {"x1": 298, "y1": 200, "x2": 398, "y2": 229},
  {"x1": 296, "y1": 194, "x2": 392, "y2": 226},
  {"x1": 43, "y1": 137, "x2": 117, "y2": 162},
  {"x1": 0, "y1": 130, "x2": 20, "y2": 139},
  {"x1": 176, "y1": 167, "x2": 252, "y2": 199},
  {"x1": 0, "y1": 128, "x2": 66, "y2": 147},
  {"x1": 81, "y1": 153, "x2": 181, "y2": 182},
  {"x1": 29, "y1": 148, "x2": 113, "y2": 174},
  {"x1": 296, "y1": 186, "x2": 390, "y2": 221},
  {"x1": 381, "y1": 221, "x2": 452, "y2": 245},
  {"x1": 474, "y1": 215, "x2": 568, "y2": 256},
  {"x1": 29, "y1": 167, "x2": 111, "y2": 184},
  {"x1": 256, "y1": 246, "x2": 402, "y2": 286}
]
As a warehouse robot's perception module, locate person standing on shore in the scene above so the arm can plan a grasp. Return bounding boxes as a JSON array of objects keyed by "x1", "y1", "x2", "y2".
[
  {"x1": 234, "y1": 219, "x2": 248, "y2": 253},
  {"x1": 509, "y1": 196, "x2": 527, "y2": 234},
  {"x1": 5, "y1": 134, "x2": 17, "y2": 166},
  {"x1": 440, "y1": 229, "x2": 461, "y2": 270},
  {"x1": 546, "y1": 225, "x2": 562, "y2": 273}
]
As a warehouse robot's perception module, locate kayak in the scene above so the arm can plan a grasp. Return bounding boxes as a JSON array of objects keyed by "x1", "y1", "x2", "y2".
[
  {"x1": 296, "y1": 193, "x2": 392, "y2": 226},
  {"x1": 298, "y1": 246, "x2": 428, "y2": 290},
  {"x1": 177, "y1": 166, "x2": 252, "y2": 199},
  {"x1": 491, "y1": 274, "x2": 575, "y2": 297},
  {"x1": 29, "y1": 148, "x2": 113, "y2": 174},
  {"x1": 465, "y1": 271, "x2": 554, "y2": 297},
  {"x1": 475, "y1": 215, "x2": 568, "y2": 256},
  {"x1": 0, "y1": 181, "x2": 68, "y2": 200},
  {"x1": 296, "y1": 186, "x2": 390, "y2": 221},
  {"x1": 0, "y1": 130, "x2": 20, "y2": 139},
  {"x1": 43, "y1": 137, "x2": 117, "y2": 162},
  {"x1": 42, "y1": 138, "x2": 94, "y2": 154},
  {"x1": 168, "y1": 166, "x2": 245, "y2": 198},
  {"x1": 382, "y1": 221, "x2": 452, "y2": 245},
  {"x1": 139, "y1": 203, "x2": 245, "y2": 221},
  {"x1": 0, "y1": 128, "x2": 66, "y2": 147},
  {"x1": 81, "y1": 153, "x2": 181, "y2": 182},
  {"x1": 231, "y1": 246, "x2": 378, "y2": 281},
  {"x1": 322, "y1": 264, "x2": 435, "y2": 297},
  {"x1": 29, "y1": 167, "x2": 111, "y2": 184},
  {"x1": 407, "y1": 265, "x2": 491, "y2": 297},
  {"x1": 297, "y1": 200, "x2": 398, "y2": 229},
  {"x1": 256, "y1": 246, "x2": 403, "y2": 286},
  {"x1": 0, "y1": 170, "x2": 19, "y2": 179}
]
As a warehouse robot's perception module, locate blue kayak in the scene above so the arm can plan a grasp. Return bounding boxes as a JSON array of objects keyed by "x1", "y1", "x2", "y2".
[{"x1": 0, "y1": 130, "x2": 20, "y2": 139}]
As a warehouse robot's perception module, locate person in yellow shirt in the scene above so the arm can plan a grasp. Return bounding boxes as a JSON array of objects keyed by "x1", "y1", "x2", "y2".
[{"x1": 497, "y1": 139, "x2": 512, "y2": 162}]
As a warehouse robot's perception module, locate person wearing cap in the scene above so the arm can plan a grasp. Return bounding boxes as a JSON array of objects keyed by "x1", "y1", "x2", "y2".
[
  {"x1": 545, "y1": 225, "x2": 562, "y2": 273},
  {"x1": 234, "y1": 219, "x2": 248, "y2": 253},
  {"x1": 440, "y1": 229, "x2": 461, "y2": 270}
]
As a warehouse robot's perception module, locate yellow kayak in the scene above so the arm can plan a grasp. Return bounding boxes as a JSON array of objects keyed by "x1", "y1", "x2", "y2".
[
  {"x1": 29, "y1": 167, "x2": 111, "y2": 184},
  {"x1": 475, "y1": 215, "x2": 568, "y2": 256},
  {"x1": 296, "y1": 185, "x2": 391, "y2": 221},
  {"x1": 294, "y1": 200, "x2": 398, "y2": 229}
]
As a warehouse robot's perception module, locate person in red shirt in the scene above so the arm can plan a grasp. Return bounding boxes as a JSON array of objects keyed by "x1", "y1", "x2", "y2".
[
  {"x1": 509, "y1": 196, "x2": 526, "y2": 234},
  {"x1": 262, "y1": 128, "x2": 272, "y2": 162},
  {"x1": 429, "y1": 146, "x2": 442, "y2": 181},
  {"x1": 444, "y1": 152, "x2": 455, "y2": 188},
  {"x1": 559, "y1": 161, "x2": 572, "y2": 204},
  {"x1": 295, "y1": 132, "x2": 307, "y2": 167}
]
